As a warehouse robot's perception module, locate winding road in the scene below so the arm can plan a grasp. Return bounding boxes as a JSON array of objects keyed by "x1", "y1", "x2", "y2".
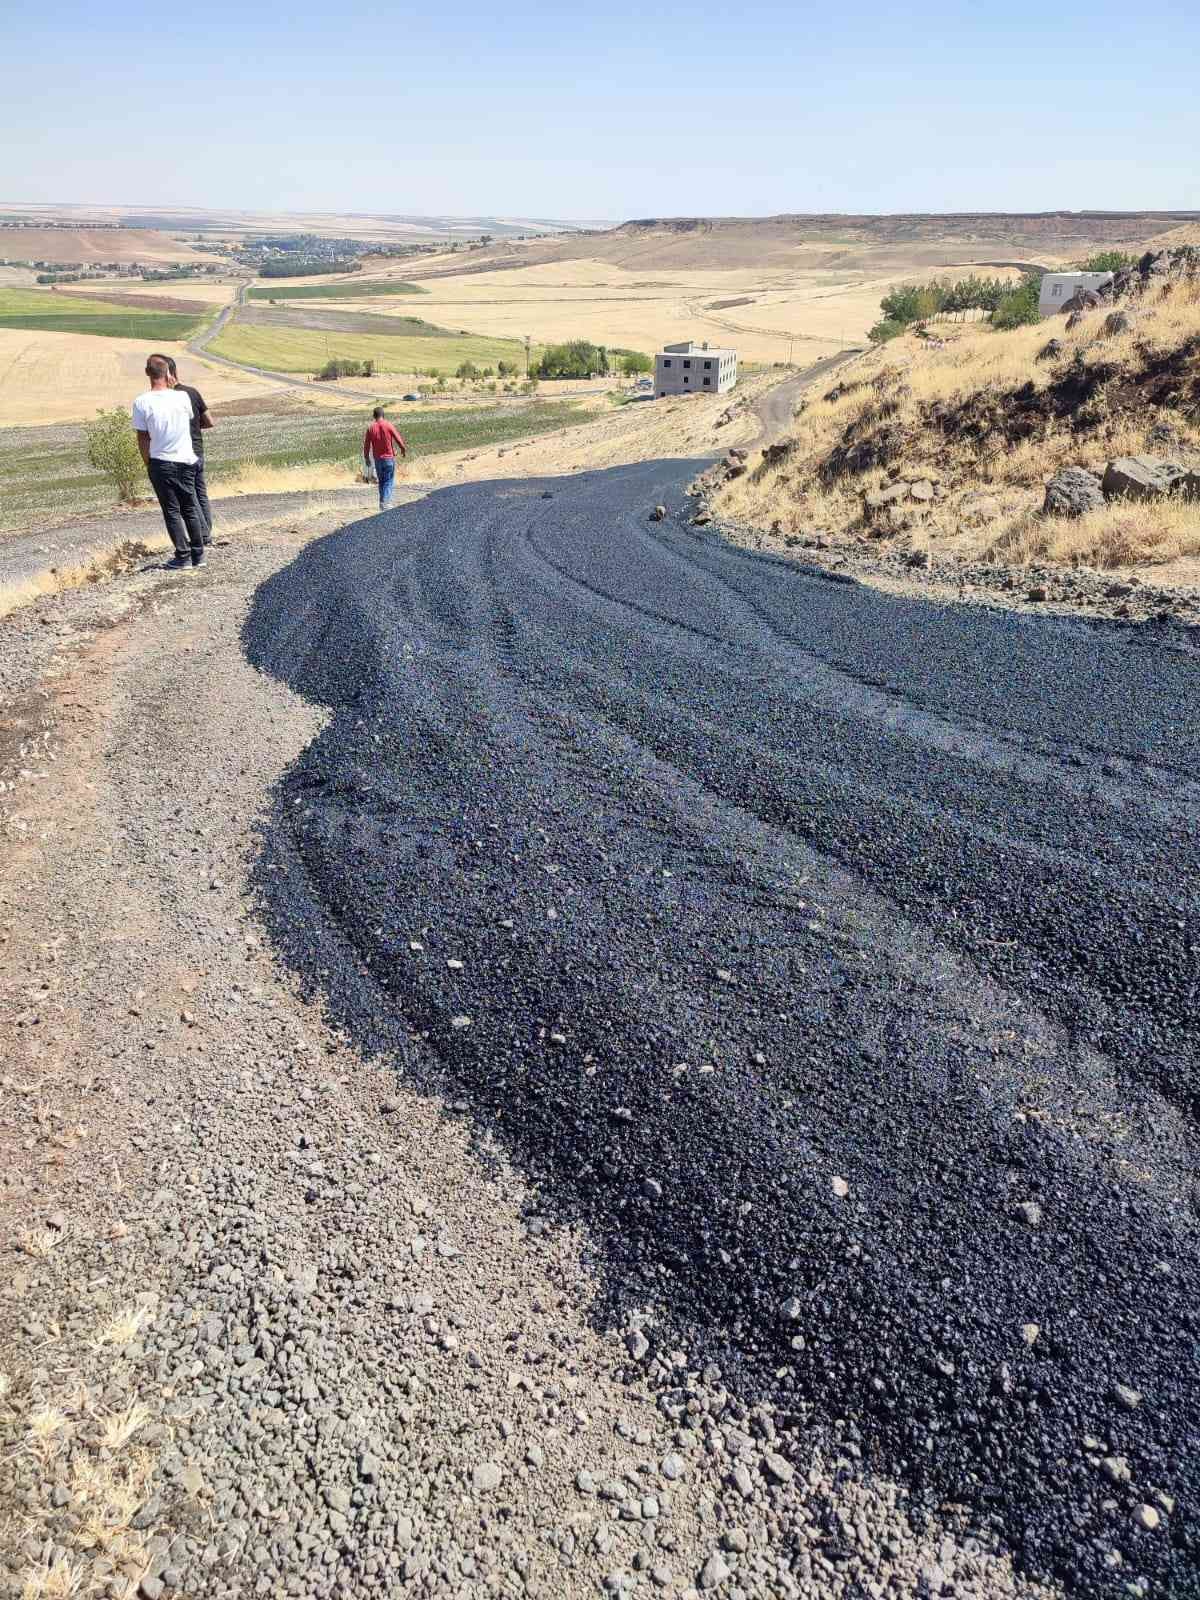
[{"x1": 245, "y1": 457, "x2": 1200, "y2": 1598}]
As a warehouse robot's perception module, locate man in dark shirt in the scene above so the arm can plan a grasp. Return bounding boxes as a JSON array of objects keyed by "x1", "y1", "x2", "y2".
[
  {"x1": 155, "y1": 354, "x2": 215, "y2": 543},
  {"x1": 363, "y1": 407, "x2": 407, "y2": 510}
]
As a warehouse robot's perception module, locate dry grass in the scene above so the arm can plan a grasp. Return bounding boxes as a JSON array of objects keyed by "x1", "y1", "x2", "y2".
[
  {"x1": 716, "y1": 277, "x2": 1200, "y2": 574},
  {"x1": 0, "y1": 540, "x2": 169, "y2": 621},
  {"x1": 211, "y1": 457, "x2": 361, "y2": 499},
  {"x1": 993, "y1": 498, "x2": 1200, "y2": 568}
]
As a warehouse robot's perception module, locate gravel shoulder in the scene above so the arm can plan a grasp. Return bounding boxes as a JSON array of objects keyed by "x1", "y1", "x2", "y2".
[{"x1": 0, "y1": 500, "x2": 1059, "y2": 1600}]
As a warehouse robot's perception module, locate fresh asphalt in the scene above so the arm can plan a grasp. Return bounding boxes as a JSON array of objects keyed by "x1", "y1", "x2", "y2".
[{"x1": 244, "y1": 457, "x2": 1200, "y2": 1596}]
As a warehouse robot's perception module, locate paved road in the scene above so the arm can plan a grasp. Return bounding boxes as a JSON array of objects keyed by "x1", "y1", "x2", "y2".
[{"x1": 246, "y1": 459, "x2": 1200, "y2": 1596}]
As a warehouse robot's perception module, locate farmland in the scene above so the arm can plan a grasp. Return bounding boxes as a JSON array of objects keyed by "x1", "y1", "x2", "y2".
[
  {"x1": 0, "y1": 397, "x2": 588, "y2": 534},
  {"x1": 0, "y1": 286, "x2": 206, "y2": 341},
  {"x1": 247, "y1": 280, "x2": 426, "y2": 300},
  {"x1": 209, "y1": 318, "x2": 534, "y2": 375}
]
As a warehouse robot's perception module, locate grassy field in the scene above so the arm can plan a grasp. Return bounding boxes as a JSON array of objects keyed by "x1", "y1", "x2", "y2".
[
  {"x1": 0, "y1": 286, "x2": 204, "y2": 341},
  {"x1": 248, "y1": 280, "x2": 426, "y2": 300},
  {"x1": 209, "y1": 319, "x2": 534, "y2": 375},
  {"x1": 0, "y1": 398, "x2": 588, "y2": 535}
]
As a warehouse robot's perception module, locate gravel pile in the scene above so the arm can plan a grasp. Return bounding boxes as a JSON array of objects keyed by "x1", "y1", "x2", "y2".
[{"x1": 244, "y1": 463, "x2": 1200, "y2": 1597}]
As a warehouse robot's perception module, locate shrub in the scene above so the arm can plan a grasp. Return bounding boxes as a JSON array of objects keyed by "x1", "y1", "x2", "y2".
[
  {"x1": 497, "y1": 359, "x2": 516, "y2": 377},
  {"x1": 85, "y1": 408, "x2": 144, "y2": 503},
  {"x1": 456, "y1": 360, "x2": 480, "y2": 381},
  {"x1": 868, "y1": 319, "x2": 908, "y2": 344},
  {"x1": 1082, "y1": 251, "x2": 1136, "y2": 274},
  {"x1": 619, "y1": 351, "x2": 653, "y2": 375},
  {"x1": 992, "y1": 275, "x2": 1042, "y2": 331}
]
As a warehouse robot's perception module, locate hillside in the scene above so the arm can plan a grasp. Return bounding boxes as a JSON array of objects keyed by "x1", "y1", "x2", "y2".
[{"x1": 714, "y1": 248, "x2": 1200, "y2": 574}]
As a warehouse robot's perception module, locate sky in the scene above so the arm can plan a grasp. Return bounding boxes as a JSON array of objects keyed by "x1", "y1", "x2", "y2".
[{"x1": 2, "y1": 0, "x2": 1198, "y2": 220}]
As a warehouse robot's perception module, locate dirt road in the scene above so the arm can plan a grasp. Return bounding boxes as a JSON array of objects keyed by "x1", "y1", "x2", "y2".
[{"x1": 2, "y1": 455, "x2": 1195, "y2": 1600}]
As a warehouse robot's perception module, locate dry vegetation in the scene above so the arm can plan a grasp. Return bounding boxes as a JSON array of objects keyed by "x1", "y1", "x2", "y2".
[{"x1": 716, "y1": 272, "x2": 1200, "y2": 572}]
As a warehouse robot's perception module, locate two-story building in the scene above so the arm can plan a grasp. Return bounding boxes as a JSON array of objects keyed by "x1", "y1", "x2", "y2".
[{"x1": 655, "y1": 341, "x2": 737, "y2": 397}]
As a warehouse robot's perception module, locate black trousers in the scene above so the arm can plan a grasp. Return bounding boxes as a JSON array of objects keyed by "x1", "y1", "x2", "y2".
[
  {"x1": 147, "y1": 458, "x2": 207, "y2": 557},
  {"x1": 195, "y1": 457, "x2": 213, "y2": 540}
]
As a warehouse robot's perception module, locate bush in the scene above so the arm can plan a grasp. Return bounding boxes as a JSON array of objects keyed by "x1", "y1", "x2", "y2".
[
  {"x1": 619, "y1": 350, "x2": 653, "y2": 375},
  {"x1": 456, "y1": 360, "x2": 480, "y2": 381},
  {"x1": 497, "y1": 359, "x2": 516, "y2": 377},
  {"x1": 992, "y1": 275, "x2": 1041, "y2": 330},
  {"x1": 868, "y1": 319, "x2": 908, "y2": 344},
  {"x1": 1082, "y1": 251, "x2": 1136, "y2": 274},
  {"x1": 85, "y1": 408, "x2": 144, "y2": 504}
]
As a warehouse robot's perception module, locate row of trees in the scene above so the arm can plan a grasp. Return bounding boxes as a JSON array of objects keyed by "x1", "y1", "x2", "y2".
[{"x1": 869, "y1": 272, "x2": 1046, "y2": 341}]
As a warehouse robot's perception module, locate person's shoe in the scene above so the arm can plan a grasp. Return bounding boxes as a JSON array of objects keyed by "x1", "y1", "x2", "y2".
[
  {"x1": 165, "y1": 554, "x2": 191, "y2": 570},
  {"x1": 191, "y1": 550, "x2": 208, "y2": 569}
]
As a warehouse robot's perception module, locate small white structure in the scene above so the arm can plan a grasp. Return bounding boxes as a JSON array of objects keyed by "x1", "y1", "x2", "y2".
[
  {"x1": 1038, "y1": 270, "x2": 1113, "y2": 318},
  {"x1": 655, "y1": 341, "x2": 737, "y2": 397}
]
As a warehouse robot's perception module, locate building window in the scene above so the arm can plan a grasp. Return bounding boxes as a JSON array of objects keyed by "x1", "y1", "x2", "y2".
[
  {"x1": 663, "y1": 358, "x2": 671, "y2": 367},
  {"x1": 704, "y1": 377, "x2": 711, "y2": 385},
  {"x1": 1052, "y1": 284, "x2": 1063, "y2": 297},
  {"x1": 704, "y1": 360, "x2": 712, "y2": 369},
  {"x1": 683, "y1": 359, "x2": 691, "y2": 369}
]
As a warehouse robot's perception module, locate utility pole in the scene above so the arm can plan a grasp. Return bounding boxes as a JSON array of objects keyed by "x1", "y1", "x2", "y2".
[{"x1": 524, "y1": 334, "x2": 532, "y2": 377}]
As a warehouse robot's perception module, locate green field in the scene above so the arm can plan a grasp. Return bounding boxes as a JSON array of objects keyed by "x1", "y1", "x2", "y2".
[
  {"x1": 0, "y1": 400, "x2": 588, "y2": 535},
  {"x1": 0, "y1": 287, "x2": 204, "y2": 341},
  {"x1": 210, "y1": 319, "x2": 536, "y2": 376},
  {"x1": 247, "y1": 280, "x2": 426, "y2": 300}
]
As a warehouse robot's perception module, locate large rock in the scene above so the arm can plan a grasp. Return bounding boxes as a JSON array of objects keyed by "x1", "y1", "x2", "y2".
[
  {"x1": 1178, "y1": 469, "x2": 1200, "y2": 502},
  {"x1": 864, "y1": 481, "x2": 909, "y2": 511},
  {"x1": 1102, "y1": 456, "x2": 1187, "y2": 502},
  {"x1": 1042, "y1": 467, "x2": 1104, "y2": 518},
  {"x1": 1103, "y1": 310, "x2": 1133, "y2": 337}
]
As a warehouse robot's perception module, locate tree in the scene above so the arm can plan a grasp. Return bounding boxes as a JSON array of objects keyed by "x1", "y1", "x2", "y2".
[
  {"x1": 85, "y1": 408, "x2": 143, "y2": 504},
  {"x1": 619, "y1": 351, "x2": 653, "y2": 375},
  {"x1": 497, "y1": 359, "x2": 516, "y2": 377},
  {"x1": 456, "y1": 360, "x2": 480, "y2": 381},
  {"x1": 535, "y1": 339, "x2": 606, "y2": 379}
]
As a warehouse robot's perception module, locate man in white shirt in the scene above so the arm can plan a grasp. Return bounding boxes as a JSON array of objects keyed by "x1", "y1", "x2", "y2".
[{"x1": 131, "y1": 354, "x2": 209, "y2": 569}]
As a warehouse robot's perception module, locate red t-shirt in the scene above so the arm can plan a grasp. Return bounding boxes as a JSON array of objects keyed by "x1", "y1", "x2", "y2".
[{"x1": 364, "y1": 419, "x2": 406, "y2": 460}]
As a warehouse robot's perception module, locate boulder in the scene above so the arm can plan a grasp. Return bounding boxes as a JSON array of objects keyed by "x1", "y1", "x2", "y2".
[
  {"x1": 1102, "y1": 456, "x2": 1187, "y2": 502},
  {"x1": 1042, "y1": 467, "x2": 1105, "y2": 519},
  {"x1": 1179, "y1": 469, "x2": 1200, "y2": 502},
  {"x1": 1102, "y1": 310, "x2": 1133, "y2": 337},
  {"x1": 864, "y1": 481, "x2": 909, "y2": 511},
  {"x1": 727, "y1": 448, "x2": 748, "y2": 463},
  {"x1": 724, "y1": 463, "x2": 747, "y2": 480},
  {"x1": 1037, "y1": 338, "x2": 1064, "y2": 362},
  {"x1": 1147, "y1": 419, "x2": 1181, "y2": 452},
  {"x1": 650, "y1": 505, "x2": 666, "y2": 522},
  {"x1": 909, "y1": 480, "x2": 935, "y2": 502},
  {"x1": 1062, "y1": 288, "x2": 1102, "y2": 317}
]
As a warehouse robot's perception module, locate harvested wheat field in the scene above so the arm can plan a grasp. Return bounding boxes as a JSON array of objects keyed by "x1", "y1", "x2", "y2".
[
  {"x1": 714, "y1": 253, "x2": 1200, "y2": 575},
  {"x1": 0, "y1": 329, "x2": 284, "y2": 425},
  {"x1": 0, "y1": 227, "x2": 203, "y2": 265}
]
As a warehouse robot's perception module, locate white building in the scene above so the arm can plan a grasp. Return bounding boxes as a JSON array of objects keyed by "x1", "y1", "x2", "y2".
[
  {"x1": 1038, "y1": 270, "x2": 1114, "y2": 318},
  {"x1": 655, "y1": 341, "x2": 737, "y2": 397}
]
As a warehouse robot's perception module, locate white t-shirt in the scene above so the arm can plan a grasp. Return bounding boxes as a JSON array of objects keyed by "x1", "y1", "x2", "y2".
[{"x1": 131, "y1": 388, "x2": 197, "y2": 464}]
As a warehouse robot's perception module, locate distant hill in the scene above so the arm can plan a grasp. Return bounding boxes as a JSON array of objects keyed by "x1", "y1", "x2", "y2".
[
  {"x1": 405, "y1": 211, "x2": 1200, "y2": 276},
  {"x1": 0, "y1": 227, "x2": 203, "y2": 265}
]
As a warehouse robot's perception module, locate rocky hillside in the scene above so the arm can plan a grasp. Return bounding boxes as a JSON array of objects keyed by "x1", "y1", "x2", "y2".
[{"x1": 714, "y1": 248, "x2": 1200, "y2": 573}]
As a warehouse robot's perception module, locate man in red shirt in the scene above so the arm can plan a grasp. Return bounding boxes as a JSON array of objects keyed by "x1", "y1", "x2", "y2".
[{"x1": 363, "y1": 408, "x2": 408, "y2": 510}]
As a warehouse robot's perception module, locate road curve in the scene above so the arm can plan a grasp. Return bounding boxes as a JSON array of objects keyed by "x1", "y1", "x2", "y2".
[{"x1": 244, "y1": 458, "x2": 1200, "y2": 1597}]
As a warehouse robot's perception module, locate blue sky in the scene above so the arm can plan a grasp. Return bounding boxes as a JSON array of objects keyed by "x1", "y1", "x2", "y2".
[{"x1": 2, "y1": 0, "x2": 1198, "y2": 218}]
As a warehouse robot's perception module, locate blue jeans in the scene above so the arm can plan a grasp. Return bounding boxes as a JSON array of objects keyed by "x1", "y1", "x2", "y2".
[{"x1": 376, "y1": 455, "x2": 396, "y2": 509}]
